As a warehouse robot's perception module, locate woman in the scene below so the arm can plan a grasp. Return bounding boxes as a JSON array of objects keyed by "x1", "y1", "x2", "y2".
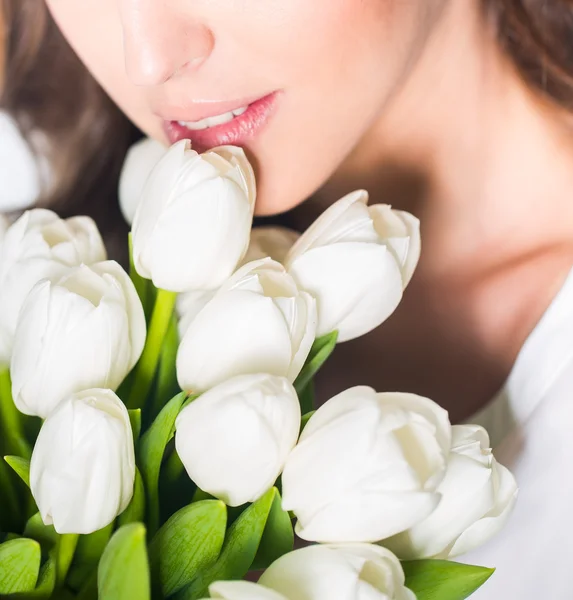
[{"x1": 2, "y1": 0, "x2": 573, "y2": 596}]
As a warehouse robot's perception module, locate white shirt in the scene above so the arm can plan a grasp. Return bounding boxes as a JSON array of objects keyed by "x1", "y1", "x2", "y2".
[{"x1": 464, "y1": 267, "x2": 573, "y2": 598}]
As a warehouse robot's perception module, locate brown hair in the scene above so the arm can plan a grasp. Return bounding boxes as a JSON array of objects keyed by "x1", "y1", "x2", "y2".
[
  {"x1": 1, "y1": 0, "x2": 573, "y2": 225},
  {"x1": 0, "y1": 0, "x2": 138, "y2": 246}
]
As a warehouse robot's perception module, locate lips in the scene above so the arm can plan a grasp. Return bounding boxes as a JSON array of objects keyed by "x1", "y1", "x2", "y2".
[{"x1": 163, "y1": 92, "x2": 279, "y2": 153}]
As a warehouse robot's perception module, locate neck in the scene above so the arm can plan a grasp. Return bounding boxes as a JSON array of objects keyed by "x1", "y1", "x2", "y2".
[{"x1": 307, "y1": 1, "x2": 573, "y2": 418}]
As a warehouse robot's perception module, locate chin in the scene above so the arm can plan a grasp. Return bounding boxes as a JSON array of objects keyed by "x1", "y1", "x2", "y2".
[{"x1": 252, "y1": 176, "x2": 310, "y2": 217}]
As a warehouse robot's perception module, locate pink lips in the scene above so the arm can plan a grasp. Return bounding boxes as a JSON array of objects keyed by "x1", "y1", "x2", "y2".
[{"x1": 163, "y1": 92, "x2": 279, "y2": 153}]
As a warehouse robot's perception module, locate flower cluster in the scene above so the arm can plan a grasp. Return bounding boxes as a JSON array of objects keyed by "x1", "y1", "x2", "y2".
[{"x1": 0, "y1": 140, "x2": 517, "y2": 599}]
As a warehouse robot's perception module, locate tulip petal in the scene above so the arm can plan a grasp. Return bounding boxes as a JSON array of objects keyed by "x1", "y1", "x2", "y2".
[
  {"x1": 288, "y1": 242, "x2": 403, "y2": 342},
  {"x1": 206, "y1": 581, "x2": 288, "y2": 600},
  {"x1": 148, "y1": 177, "x2": 252, "y2": 291},
  {"x1": 286, "y1": 190, "x2": 370, "y2": 261},
  {"x1": 177, "y1": 290, "x2": 293, "y2": 392},
  {"x1": 448, "y1": 460, "x2": 518, "y2": 557},
  {"x1": 369, "y1": 206, "x2": 421, "y2": 287},
  {"x1": 260, "y1": 544, "x2": 414, "y2": 600},
  {"x1": 175, "y1": 374, "x2": 300, "y2": 506},
  {"x1": 384, "y1": 453, "x2": 495, "y2": 559},
  {"x1": 30, "y1": 390, "x2": 135, "y2": 534},
  {"x1": 295, "y1": 490, "x2": 441, "y2": 543}
]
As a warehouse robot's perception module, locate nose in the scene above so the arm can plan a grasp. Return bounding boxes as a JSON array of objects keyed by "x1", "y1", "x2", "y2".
[{"x1": 120, "y1": 0, "x2": 215, "y2": 86}]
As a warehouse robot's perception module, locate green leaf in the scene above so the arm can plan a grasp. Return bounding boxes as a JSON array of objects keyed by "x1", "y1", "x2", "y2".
[
  {"x1": 402, "y1": 560, "x2": 495, "y2": 600},
  {"x1": 128, "y1": 409, "x2": 142, "y2": 441},
  {"x1": 23, "y1": 513, "x2": 58, "y2": 551},
  {"x1": 0, "y1": 538, "x2": 41, "y2": 594},
  {"x1": 4, "y1": 456, "x2": 30, "y2": 488},
  {"x1": 153, "y1": 315, "x2": 180, "y2": 418},
  {"x1": 119, "y1": 468, "x2": 145, "y2": 526},
  {"x1": 252, "y1": 488, "x2": 293, "y2": 570},
  {"x1": 139, "y1": 392, "x2": 187, "y2": 535},
  {"x1": 294, "y1": 331, "x2": 338, "y2": 398},
  {"x1": 97, "y1": 523, "x2": 150, "y2": 600},
  {"x1": 149, "y1": 500, "x2": 227, "y2": 597},
  {"x1": 176, "y1": 487, "x2": 276, "y2": 600},
  {"x1": 0, "y1": 458, "x2": 21, "y2": 530}
]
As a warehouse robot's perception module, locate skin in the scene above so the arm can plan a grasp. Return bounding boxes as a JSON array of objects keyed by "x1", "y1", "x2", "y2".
[{"x1": 45, "y1": 0, "x2": 573, "y2": 419}]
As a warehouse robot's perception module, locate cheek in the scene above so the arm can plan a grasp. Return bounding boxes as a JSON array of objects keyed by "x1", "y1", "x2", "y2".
[{"x1": 45, "y1": 0, "x2": 150, "y2": 132}]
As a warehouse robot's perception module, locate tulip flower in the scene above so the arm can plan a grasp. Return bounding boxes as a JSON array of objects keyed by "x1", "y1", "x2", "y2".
[
  {"x1": 132, "y1": 140, "x2": 256, "y2": 292},
  {"x1": 259, "y1": 544, "x2": 415, "y2": 600},
  {"x1": 281, "y1": 387, "x2": 451, "y2": 543},
  {"x1": 177, "y1": 227, "x2": 301, "y2": 337},
  {"x1": 384, "y1": 424, "x2": 518, "y2": 559},
  {"x1": 0, "y1": 209, "x2": 106, "y2": 364},
  {"x1": 201, "y1": 581, "x2": 288, "y2": 600},
  {"x1": 176, "y1": 374, "x2": 301, "y2": 506},
  {"x1": 285, "y1": 190, "x2": 420, "y2": 342},
  {"x1": 11, "y1": 261, "x2": 146, "y2": 418},
  {"x1": 119, "y1": 137, "x2": 167, "y2": 224},
  {"x1": 177, "y1": 289, "x2": 217, "y2": 338},
  {"x1": 30, "y1": 389, "x2": 135, "y2": 534},
  {"x1": 177, "y1": 258, "x2": 316, "y2": 393},
  {"x1": 242, "y1": 226, "x2": 300, "y2": 265}
]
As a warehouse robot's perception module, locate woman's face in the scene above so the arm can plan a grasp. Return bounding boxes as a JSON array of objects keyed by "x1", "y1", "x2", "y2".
[{"x1": 46, "y1": 0, "x2": 445, "y2": 215}]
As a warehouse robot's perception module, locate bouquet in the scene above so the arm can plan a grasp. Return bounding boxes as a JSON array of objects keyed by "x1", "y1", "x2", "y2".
[{"x1": 0, "y1": 140, "x2": 518, "y2": 599}]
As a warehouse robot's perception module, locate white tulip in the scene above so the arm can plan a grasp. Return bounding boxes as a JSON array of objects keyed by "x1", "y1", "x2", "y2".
[
  {"x1": 132, "y1": 140, "x2": 256, "y2": 292},
  {"x1": 11, "y1": 261, "x2": 146, "y2": 418},
  {"x1": 119, "y1": 137, "x2": 167, "y2": 225},
  {"x1": 259, "y1": 544, "x2": 415, "y2": 600},
  {"x1": 177, "y1": 227, "x2": 301, "y2": 338},
  {"x1": 281, "y1": 387, "x2": 451, "y2": 543},
  {"x1": 285, "y1": 190, "x2": 420, "y2": 342},
  {"x1": 0, "y1": 209, "x2": 106, "y2": 364},
  {"x1": 176, "y1": 374, "x2": 301, "y2": 507},
  {"x1": 177, "y1": 258, "x2": 316, "y2": 393},
  {"x1": 242, "y1": 226, "x2": 300, "y2": 265},
  {"x1": 30, "y1": 389, "x2": 135, "y2": 534},
  {"x1": 384, "y1": 424, "x2": 518, "y2": 559},
  {"x1": 201, "y1": 581, "x2": 288, "y2": 600},
  {"x1": 176, "y1": 289, "x2": 217, "y2": 339}
]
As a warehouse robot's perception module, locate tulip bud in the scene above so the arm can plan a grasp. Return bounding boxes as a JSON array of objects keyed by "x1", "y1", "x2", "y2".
[
  {"x1": 177, "y1": 259, "x2": 316, "y2": 393},
  {"x1": 176, "y1": 374, "x2": 301, "y2": 507},
  {"x1": 242, "y1": 226, "x2": 300, "y2": 265},
  {"x1": 132, "y1": 140, "x2": 256, "y2": 292},
  {"x1": 119, "y1": 137, "x2": 167, "y2": 225},
  {"x1": 285, "y1": 190, "x2": 420, "y2": 342},
  {"x1": 384, "y1": 424, "x2": 518, "y2": 559},
  {"x1": 259, "y1": 544, "x2": 415, "y2": 600},
  {"x1": 30, "y1": 389, "x2": 135, "y2": 534},
  {"x1": 11, "y1": 261, "x2": 146, "y2": 418},
  {"x1": 201, "y1": 581, "x2": 288, "y2": 600},
  {"x1": 0, "y1": 209, "x2": 106, "y2": 364},
  {"x1": 177, "y1": 289, "x2": 217, "y2": 339},
  {"x1": 281, "y1": 387, "x2": 451, "y2": 543}
]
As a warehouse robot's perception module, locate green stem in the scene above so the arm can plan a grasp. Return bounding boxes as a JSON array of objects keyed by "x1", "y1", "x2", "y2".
[
  {"x1": 0, "y1": 368, "x2": 31, "y2": 459},
  {"x1": 127, "y1": 289, "x2": 178, "y2": 410},
  {"x1": 56, "y1": 534, "x2": 79, "y2": 588}
]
